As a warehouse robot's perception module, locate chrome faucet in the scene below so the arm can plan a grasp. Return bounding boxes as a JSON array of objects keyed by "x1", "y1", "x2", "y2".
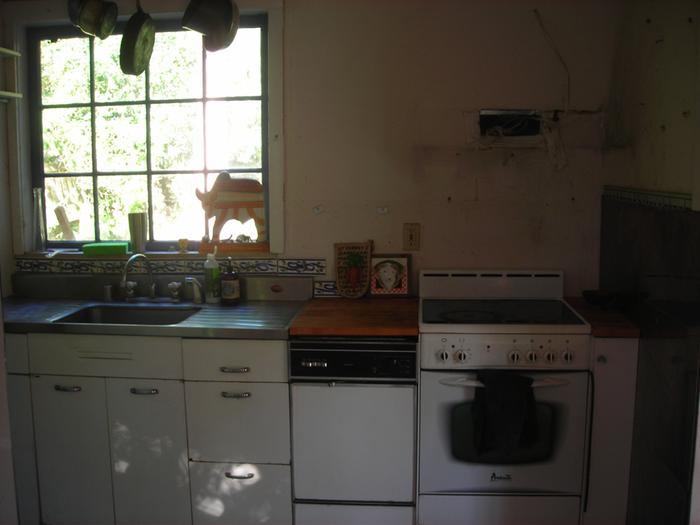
[{"x1": 121, "y1": 253, "x2": 156, "y2": 300}]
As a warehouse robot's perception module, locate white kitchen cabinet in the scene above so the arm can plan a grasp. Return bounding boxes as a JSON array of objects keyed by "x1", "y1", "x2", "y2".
[
  {"x1": 107, "y1": 378, "x2": 191, "y2": 525},
  {"x1": 184, "y1": 338, "x2": 292, "y2": 524},
  {"x1": 583, "y1": 337, "x2": 639, "y2": 525},
  {"x1": 183, "y1": 338, "x2": 287, "y2": 382},
  {"x1": 6, "y1": 375, "x2": 39, "y2": 525},
  {"x1": 189, "y1": 462, "x2": 291, "y2": 525},
  {"x1": 186, "y1": 381, "x2": 290, "y2": 463},
  {"x1": 5, "y1": 334, "x2": 39, "y2": 525},
  {"x1": 31, "y1": 374, "x2": 114, "y2": 525},
  {"x1": 27, "y1": 333, "x2": 188, "y2": 525},
  {"x1": 28, "y1": 333, "x2": 182, "y2": 379}
]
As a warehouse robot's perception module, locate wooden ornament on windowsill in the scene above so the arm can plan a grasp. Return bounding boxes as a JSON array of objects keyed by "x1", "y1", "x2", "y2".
[
  {"x1": 334, "y1": 241, "x2": 373, "y2": 299},
  {"x1": 196, "y1": 172, "x2": 268, "y2": 254}
]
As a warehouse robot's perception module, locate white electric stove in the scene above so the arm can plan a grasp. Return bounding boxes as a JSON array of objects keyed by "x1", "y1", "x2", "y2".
[{"x1": 418, "y1": 270, "x2": 592, "y2": 525}]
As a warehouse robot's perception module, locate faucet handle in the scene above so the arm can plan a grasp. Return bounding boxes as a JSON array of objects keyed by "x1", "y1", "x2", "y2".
[
  {"x1": 185, "y1": 276, "x2": 203, "y2": 304},
  {"x1": 124, "y1": 280, "x2": 138, "y2": 300},
  {"x1": 167, "y1": 282, "x2": 182, "y2": 302}
]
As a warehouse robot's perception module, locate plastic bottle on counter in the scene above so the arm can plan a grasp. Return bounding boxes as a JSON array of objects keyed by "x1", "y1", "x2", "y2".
[
  {"x1": 203, "y1": 252, "x2": 221, "y2": 304},
  {"x1": 220, "y1": 257, "x2": 240, "y2": 306}
]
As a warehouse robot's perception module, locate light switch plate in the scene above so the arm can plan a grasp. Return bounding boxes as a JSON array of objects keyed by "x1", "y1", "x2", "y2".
[{"x1": 403, "y1": 223, "x2": 421, "y2": 251}]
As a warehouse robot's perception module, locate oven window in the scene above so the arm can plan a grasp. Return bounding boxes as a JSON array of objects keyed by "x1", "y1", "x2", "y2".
[{"x1": 450, "y1": 371, "x2": 556, "y2": 464}]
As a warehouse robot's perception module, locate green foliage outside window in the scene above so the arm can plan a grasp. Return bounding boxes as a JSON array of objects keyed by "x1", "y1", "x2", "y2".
[{"x1": 32, "y1": 19, "x2": 266, "y2": 246}]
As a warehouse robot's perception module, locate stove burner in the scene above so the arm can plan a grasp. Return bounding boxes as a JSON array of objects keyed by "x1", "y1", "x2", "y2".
[{"x1": 439, "y1": 310, "x2": 501, "y2": 323}]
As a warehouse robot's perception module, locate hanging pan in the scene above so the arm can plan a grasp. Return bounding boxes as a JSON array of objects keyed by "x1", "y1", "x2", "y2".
[
  {"x1": 120, "y1": 1, "x2": 155, "y2": 76},
  {"x1": 68, "y1": 0, "x2": 118, "y2": 39},
  {"x1": 182, "y1": 0, "x2": 239, "y2": 52}
]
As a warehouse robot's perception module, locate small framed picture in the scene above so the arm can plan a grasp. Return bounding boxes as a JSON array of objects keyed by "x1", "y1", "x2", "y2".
[{"x1": 370, "y1": 254, "x2": 410, "y2": 296}]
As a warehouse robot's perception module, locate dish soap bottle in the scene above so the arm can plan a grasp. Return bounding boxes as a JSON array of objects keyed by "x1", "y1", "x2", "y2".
[
  {"x1": 221, "y1": 257, "x2": 240, "y2": 306},
  {"x1": 203, "y1": 252, "x2": 221, "y2": 304}
]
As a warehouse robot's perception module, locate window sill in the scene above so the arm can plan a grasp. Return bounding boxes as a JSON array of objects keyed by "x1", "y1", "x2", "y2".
[{"x1": 19, "y1": 249, "x2": 275, "y2": 261}]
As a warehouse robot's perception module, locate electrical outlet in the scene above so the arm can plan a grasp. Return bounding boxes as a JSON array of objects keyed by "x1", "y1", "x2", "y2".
[{"x1": 403, "y1": 223, "x2": 421, "y2": 251}]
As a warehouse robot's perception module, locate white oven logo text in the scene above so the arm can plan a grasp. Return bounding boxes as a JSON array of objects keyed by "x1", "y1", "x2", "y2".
[{"x1": 490, "y1": 473, "x2": 512, "y2": 482}]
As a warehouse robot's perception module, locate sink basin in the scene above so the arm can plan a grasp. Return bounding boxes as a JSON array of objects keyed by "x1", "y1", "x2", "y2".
[{"x1": 53, "y1": 304, "x2": 201, "y2": 325}]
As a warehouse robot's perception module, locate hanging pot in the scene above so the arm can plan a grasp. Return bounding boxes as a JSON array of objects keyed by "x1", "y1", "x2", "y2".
[
  {"x1": 119, "y1": 6, "x2": 155, "y2": 76},
  {"x1": 204, "y1": 0, "x2": 239, "y2": 52},
  {"x1": 182, "y1": 0, "x2": 239, "y2": 52},
  {"x1": 69, "y1": 0, "x2": 118, "y2": 39}
]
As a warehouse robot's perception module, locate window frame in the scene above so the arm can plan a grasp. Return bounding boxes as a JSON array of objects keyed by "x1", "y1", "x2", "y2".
[{"x1": 26, "y1": 15, "x2": 270, "y2": 252}]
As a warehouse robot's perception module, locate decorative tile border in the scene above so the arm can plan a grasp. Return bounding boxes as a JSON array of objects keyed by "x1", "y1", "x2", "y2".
[
  {"x1": 603, "y1": 185, "x2": 692, "y2": 210},
  {"x1": 15, "y1": 256, "x2": 326, "y2": 276},
  {"x1": 313, "y1": 280, "x2": 339, "y2": 297},
  {"x1": 278, "y1": 259, "x2": 326, "y2": 275}
]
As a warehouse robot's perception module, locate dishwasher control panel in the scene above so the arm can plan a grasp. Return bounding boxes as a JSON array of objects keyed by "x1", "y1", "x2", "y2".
[
  {"x1": 289, "y1": 338, "x2": 417, "y2": 382},
  {"x1": 420, "y1": 333, "x2": 591, "y2": 370}
]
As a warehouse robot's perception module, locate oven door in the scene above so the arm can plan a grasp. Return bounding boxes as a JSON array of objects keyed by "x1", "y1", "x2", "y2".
[{"x1": 419, "y1": 370, "x2": 589, "y2": 494}]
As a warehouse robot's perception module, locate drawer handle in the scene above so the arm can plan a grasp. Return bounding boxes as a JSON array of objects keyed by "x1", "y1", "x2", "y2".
[
  {"x1": 54, "y1": 385, "x2": 82, "y2": 393},
  {"x1": 225, "y1": 472, "x2": 254, "y2": 480},
  {"x1": 221, "y1": 391, "x2": 252, "y2": 399},
  {"x1": 130, "y1": 388, "x2": 159, "y2": 396},
  {"x1": 220, "y1": 366, "x2": 250, "y2": 374}
]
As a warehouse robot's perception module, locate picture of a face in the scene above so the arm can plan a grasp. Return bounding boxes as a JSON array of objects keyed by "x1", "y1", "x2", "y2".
[{"x1": 375, "y1": 260, "x2": 403, "y2": 290}]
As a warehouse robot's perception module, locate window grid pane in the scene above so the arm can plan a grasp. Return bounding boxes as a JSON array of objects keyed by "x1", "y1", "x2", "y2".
[{"x1": 33, "y1": 18, "x2": 267, "y2": 246}]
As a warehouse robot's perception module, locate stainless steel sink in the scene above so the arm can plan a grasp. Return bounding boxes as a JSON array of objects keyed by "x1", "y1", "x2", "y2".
[{"x1": 53, "y1": 304, "x2": 201, "y2": 325}]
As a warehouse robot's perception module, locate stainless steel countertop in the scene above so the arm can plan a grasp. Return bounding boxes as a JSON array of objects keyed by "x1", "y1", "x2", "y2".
[{"x1": 3, "y1": 298, "x2": 308, "y2": 340}]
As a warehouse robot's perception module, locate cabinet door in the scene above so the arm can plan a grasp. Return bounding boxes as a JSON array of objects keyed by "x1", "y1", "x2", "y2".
[
  {"x1": 7, "y1": 375, "x2": 40, "y2": 525},
  {"x1": 107, "y1": 378, "x2": 191, "y2": 525},
  {"x1": 185, "y1": 381, "x2": 289, "y2": 463},
  {"x1": 190, "y1": 462, "x2": 291, "y2": 525},
  {"x1": 31, "y1": 375, "x2": 114, "y2": 525},
  {"x1": 583, "y1": 338, "x2": 638, "y2": 525}
]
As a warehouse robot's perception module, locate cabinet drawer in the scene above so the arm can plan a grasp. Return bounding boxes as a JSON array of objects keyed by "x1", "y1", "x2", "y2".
[
  {"x1": 5, "y1": 333, "x2": 29, "y2": 374},
  {"x1": 28, "y1": 333, "x2": 182, "y2": 378},
  {"x1": 190, "y1": 462, "x2": 291, "y2": 525},
  {"x1": 186, "y1": 381, "x2": 290, "y2": 463},
  {"x1": 183, "y1": 339, "x2": 286, "y2": 382}
]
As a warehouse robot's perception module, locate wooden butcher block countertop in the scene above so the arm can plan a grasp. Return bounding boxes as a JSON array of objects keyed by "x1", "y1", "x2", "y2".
[
  {"x1": 566, "y1": 297, "x2": 640, "y2": 338},
  {"x1": 290, "y1": 297, "x2": 419, "y2": 337}
]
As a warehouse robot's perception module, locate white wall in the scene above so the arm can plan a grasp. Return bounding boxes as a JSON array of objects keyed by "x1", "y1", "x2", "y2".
[
  {"x1": 604, "y1": 0, "x2": 700, "y2": 198},
  {"x1": 284, "y1": 0, "x2": 622, "y2": 294},
  {"x1": 1, "y1": 0, "x2": 624, "y2": 295},
  {"x1": 0, "y1": 16, "x2": 16, "y2": 296}
]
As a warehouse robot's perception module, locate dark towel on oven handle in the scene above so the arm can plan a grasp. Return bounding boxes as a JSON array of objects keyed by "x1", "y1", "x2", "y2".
[{"x1": 472, "y1": 370, "x2": 539, "y2": 457}]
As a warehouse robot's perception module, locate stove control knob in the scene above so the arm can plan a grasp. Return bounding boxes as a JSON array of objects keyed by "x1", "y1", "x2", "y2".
[
  {"x1": 544, "y1": 351, "x2": 557, "y2": 364},
  {"x1": 456, "y1": 350, "x2": 469, "y2": 362},
  {"x1": 508, "y1": 351, "x2": 521, "y2": 365},
  {"x1": 526, "y1": 351, "x2": 538, "y2": 363},
  {"x1": 562, "y1": 350, "x2": 574, "y2": 364},
  {"x1": 438, "y1": 351, "x2": 450, "y2": 362}
]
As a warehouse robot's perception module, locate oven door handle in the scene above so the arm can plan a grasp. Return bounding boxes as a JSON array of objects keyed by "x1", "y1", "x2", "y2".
[{"x1": 438, "y1": 376, "x2": 570, "y2": 388}]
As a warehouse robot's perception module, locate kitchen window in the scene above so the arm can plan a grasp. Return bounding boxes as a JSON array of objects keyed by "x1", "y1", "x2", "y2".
[{"x1": 27, "y1": 16, "x2": 269, "y2": 251}]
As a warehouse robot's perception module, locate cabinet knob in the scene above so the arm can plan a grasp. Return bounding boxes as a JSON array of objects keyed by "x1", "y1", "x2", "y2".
[{"x1": 596, "y1": 354, "x2": 607, "y2": 364}]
